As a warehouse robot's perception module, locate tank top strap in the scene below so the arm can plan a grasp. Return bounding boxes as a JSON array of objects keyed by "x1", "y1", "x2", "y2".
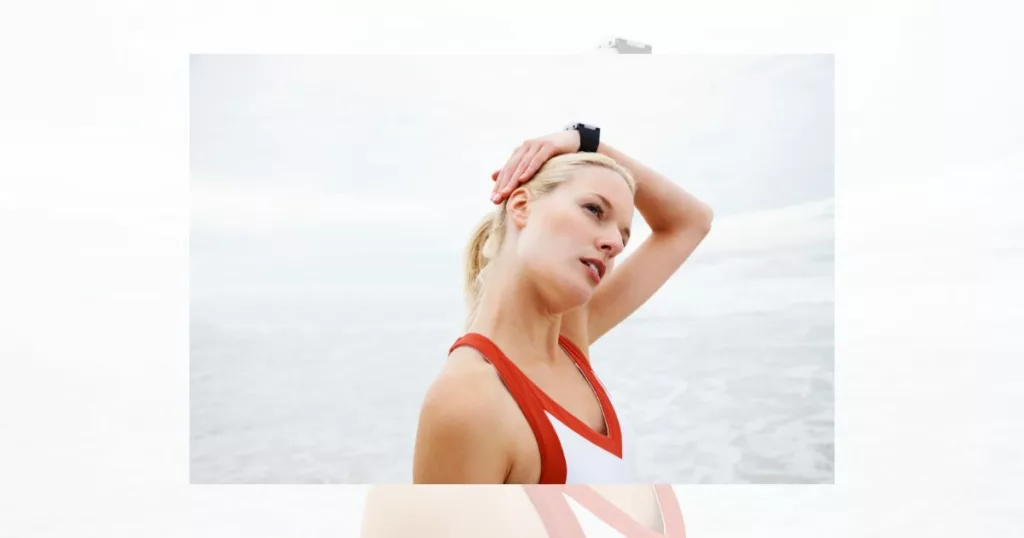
[
  {"x1": 449, "y1": 333, "x2": 536, "y2": 398},
  {"x1": 448, "y1": 332, "x2": 568, "y2": 484},
  {"x1": 557, "y1": 334, "x2": 592, "y2": 370}
]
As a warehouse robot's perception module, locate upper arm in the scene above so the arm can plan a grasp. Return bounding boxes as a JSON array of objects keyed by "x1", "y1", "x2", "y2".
[
  {"x1": 586, "y1": 222, "x2": 712, "y2": 344},
  {"x1": 412, "y1": 367, "x2": 512, "y2": 484}
]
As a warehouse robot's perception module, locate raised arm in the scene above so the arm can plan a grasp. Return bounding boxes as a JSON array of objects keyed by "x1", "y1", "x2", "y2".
[
  {"x1": 489, "y1": 129, "x2": 714, "y2": 346},
  {"x1": 583, "y1": 141, "x2": 713, "y2": 343}
]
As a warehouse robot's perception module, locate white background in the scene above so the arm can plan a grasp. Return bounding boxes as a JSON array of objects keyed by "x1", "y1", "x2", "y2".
[{"x1": 1, "y1": 1, "x2": 1022, "y2": 537}]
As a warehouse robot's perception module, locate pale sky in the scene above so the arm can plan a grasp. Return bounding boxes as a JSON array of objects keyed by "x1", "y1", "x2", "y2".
[{"x1": 191, "y1": 53, "x2": 833, "y2": 238}]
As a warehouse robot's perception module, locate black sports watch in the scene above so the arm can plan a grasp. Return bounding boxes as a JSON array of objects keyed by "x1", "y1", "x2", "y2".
[{"x1": 565, "y1": 123, "x2": 601, "y2": 153}]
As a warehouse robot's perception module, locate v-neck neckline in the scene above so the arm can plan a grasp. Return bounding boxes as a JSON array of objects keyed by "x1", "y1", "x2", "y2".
[
  {"x1": 455, "y1": 332, "x2": 624, "y2": 460},
  {"x1": 533, "y1": 339, "x2": 612, "y2": 437},
  {"x1": 473, "y1": 332, "x2": 623, "y2": 458}
]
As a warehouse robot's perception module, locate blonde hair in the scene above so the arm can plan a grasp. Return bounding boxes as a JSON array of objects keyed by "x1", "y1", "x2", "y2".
[{"x1": 463, "y1": 152, "x2": 635, "y2": 329}]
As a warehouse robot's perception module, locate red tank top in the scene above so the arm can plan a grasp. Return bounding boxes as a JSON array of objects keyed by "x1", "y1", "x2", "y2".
[{"x1": 450, "y1": 332, "x2": 629, "y2": 484}]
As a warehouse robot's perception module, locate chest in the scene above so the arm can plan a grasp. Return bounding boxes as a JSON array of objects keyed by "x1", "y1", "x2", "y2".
[
  {"x1": 525, "y1": 360, "x2": 607, "y2": 434},
  {"x1": 503, "y1": 357, "x2": 628, "y2": 484}
]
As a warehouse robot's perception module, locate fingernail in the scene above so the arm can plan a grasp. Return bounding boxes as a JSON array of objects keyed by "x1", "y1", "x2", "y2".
[{"x1": 491, "y1": 193, "x2": 499, "y2": 201}]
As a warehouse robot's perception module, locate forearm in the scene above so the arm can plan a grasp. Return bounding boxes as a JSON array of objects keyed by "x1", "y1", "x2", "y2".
[{"x1": 597, "y1": 142, "x2": 713, "y2": 234}]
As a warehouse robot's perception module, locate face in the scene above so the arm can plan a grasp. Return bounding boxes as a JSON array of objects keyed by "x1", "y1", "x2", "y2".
[{"x1": 510, "y1": 166, "x2": 635, "y2": 309}]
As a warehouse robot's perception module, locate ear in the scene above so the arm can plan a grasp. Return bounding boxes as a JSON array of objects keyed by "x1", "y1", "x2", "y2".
[{"x1": 505, "y1": 187, "x2": 531, "y2": 230}]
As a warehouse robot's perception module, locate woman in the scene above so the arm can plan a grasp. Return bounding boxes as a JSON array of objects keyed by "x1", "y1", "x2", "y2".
[{"x1": 413, "y1": 123, "x2": 713, "y2": 484}]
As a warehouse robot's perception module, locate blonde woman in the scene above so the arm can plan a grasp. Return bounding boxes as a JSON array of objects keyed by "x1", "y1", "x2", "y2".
[{"x1": 413, "y1": 124, "x2": 713, "y2": 485}]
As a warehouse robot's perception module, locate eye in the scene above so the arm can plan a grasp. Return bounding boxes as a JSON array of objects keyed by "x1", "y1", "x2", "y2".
[{"x1": 583, "y1": 203, "x2": 604, "y2": 218}]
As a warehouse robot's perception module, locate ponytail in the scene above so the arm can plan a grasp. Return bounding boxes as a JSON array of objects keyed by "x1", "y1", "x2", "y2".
[
  {"x1": 464, "y1": 214, "x2": 492, "y2": 305},
  {"x1": 463, "y1": 209, "x2": 505, "y2": 329}
]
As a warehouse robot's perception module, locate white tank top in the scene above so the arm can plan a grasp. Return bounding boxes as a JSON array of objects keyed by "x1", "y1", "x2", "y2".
[{"x1": 449, "y1": 333, "x2": 634, "y2": 484}]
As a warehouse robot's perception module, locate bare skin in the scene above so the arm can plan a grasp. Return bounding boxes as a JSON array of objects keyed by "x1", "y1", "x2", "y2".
[
  {"x1": 412, "y1": 129, "x2": 714, "y2": 485},
  {"x1": 361, "y1": 484, "x2": 669, "y2": 538}
]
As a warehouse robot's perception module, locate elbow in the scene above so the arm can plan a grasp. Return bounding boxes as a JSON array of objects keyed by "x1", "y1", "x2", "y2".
[
  {"x1": 652, "y1": 200, "x2": 714, "y2": 237},
  {"x1": 692, "y1": 202, "x2": 714, "y2": 236}
]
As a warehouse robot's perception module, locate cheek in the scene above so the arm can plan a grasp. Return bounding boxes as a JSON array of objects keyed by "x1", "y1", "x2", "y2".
[
  {"x1": 546, "y1": 209, "x2": 586, "y2": 243},
  {"x1": 520, "y1": 212, "x2": 582, "y2": 264}
]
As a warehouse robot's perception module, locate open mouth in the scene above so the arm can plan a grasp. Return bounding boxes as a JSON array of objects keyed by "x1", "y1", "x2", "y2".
[{"x1": 579, "y1": 257, "x2": 606, "y2": 283}]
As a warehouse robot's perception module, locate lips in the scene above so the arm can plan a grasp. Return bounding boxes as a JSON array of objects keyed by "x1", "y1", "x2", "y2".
[{"x1": 579, "y1": 257, "x2": 606, "y2": 282}]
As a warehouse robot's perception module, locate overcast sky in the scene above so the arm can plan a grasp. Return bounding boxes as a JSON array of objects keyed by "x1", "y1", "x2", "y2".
[{"x1": 191, "y1": 53, "x2": 833, "y2": 239}]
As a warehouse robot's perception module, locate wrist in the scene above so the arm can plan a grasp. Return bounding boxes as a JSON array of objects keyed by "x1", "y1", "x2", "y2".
[
  {"x1": 565, "y1": 130, "x2": 582, "y2": 153},
  {"x1": 563, "y1": 123, "x2": 600, "y2": 153}
]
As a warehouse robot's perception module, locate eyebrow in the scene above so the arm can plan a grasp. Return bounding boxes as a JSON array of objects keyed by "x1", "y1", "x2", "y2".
[{"x1": 593, "y1": 193, "x2": 631, "y2": 246}]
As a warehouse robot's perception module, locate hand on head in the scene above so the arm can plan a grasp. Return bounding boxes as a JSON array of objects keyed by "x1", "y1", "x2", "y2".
[{"x1": 490, "y1": 130, "x2": 581, "y2": 204}]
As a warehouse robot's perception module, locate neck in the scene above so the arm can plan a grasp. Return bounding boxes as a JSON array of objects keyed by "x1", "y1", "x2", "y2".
[{"x1": 467, "y1": 260, "x2": 563, "y2": 367}]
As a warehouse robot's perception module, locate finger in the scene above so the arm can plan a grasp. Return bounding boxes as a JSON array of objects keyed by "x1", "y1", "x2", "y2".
[
  {"x1": 503, "y1": 144, "x2": 542, "y2": 196},
  {"x1": 493, "y1": 167, "x2": 516, "y2": 199},
  {"x1": 494, "y1": 168, "x2": 515, "y2": 202},
  {"x1": 517, "y1": 142, "x2": 553, "y2": 183},
  {"x1": 491, "y1": 170, "x2": 499, "y2": 181},
  {"x1": 496, "y1": 144, "x2": 529, "y2": 190},
  {"x1": 492, "y1": 165, "x2": 518, "y2": 202}
]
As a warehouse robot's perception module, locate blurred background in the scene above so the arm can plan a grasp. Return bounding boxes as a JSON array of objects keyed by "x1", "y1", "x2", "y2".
[{"x1": 190, "y1": 50, "x2": 834, "y2": 483}]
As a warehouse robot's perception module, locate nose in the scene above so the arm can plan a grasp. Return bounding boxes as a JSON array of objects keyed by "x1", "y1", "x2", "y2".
[{"x1": 597, "y1": 229, "x2": 625, "y2": 258}]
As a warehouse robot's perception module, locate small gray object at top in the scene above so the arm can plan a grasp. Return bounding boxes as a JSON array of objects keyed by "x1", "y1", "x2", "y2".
[{"x1": 596, "y1": 37, "x2": 653, "y2": 54}]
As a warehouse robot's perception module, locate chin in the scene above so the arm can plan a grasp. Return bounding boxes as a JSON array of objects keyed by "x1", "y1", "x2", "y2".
[
  {"x1": 524, "y1": 261, "x2": 593, "y2": 312},
  {"x1": 549, "y1": 273, "x2": 593, "y2": 312}
]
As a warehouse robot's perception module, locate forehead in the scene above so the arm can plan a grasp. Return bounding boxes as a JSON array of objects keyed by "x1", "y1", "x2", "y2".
[{"x1": 564, "y1": 166, "x2": 634, "y2": 213}]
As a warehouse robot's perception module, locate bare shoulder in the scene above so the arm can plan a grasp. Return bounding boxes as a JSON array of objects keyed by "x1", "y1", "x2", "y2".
[
  {"x1": 412, "y1": 347, "x2": 516, "y2": 484},
  {"x1": 420, "y1": 347, "x2": 511, "y2": 431}
]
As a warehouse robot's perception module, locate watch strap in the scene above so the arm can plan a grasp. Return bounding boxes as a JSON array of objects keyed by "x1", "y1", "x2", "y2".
[{"x1": 565, "y1": 123, "x2": 600, "y2": 153}]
